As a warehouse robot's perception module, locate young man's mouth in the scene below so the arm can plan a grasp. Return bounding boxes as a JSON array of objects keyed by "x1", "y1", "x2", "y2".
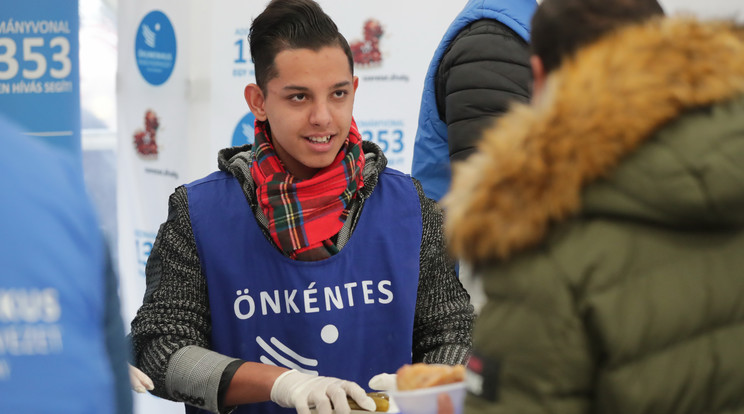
[{"x1": 306, "y1": 134, "x2": 332, "y2": 144}]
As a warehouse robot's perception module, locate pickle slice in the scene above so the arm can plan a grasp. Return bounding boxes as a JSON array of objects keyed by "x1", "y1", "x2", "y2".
[{"x1": 348, "y1": 392, "x2": 390, "y2": 412}]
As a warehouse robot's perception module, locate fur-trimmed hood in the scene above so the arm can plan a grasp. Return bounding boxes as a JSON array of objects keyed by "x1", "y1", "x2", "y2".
[{"x1": 443, "y1": 17, "x2": 744, "y2": 264}]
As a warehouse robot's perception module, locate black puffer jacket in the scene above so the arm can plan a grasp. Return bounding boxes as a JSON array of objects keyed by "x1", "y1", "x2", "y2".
[{"x1": 435, "y1": 19, "x2": 532, "y2": 163}]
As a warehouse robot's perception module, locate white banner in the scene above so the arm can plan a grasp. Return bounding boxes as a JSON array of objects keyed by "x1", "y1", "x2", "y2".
[
  {"x1": 117, "y1": 1, "x2": 199, "y2": 413},
  {"x1": 208, "y1": 0, "x2": 464, "y2": 173}
]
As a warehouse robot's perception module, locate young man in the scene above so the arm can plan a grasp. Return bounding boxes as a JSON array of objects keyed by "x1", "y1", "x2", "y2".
[
  {"x1": 442, "y1": 0, "x2": 744, "y2": 413},
  {"x1": 129, "y1": 1, "x2": 474, "y2": 414}
]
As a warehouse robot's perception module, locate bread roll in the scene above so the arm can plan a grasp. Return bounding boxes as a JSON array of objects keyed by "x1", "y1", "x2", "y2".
[{"x1": 395, "y1": 363, "x2": 465, "y2": 391}]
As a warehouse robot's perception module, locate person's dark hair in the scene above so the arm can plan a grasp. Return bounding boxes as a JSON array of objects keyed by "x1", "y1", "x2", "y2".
[
  {"x1": 531, "y1": 0, "x2": 665, "y2": 73},
  {"x1": 248, "y1": 0, "x2": 354, "y2": 92}
]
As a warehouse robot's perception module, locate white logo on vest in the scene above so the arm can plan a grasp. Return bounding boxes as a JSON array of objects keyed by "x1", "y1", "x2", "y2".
[{"x1": 257, "y1": 336, "x2": 320, "y2": 374}]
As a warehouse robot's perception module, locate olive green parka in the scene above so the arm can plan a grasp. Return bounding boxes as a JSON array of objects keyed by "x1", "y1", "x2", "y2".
[{"x1": 443, "y1": 17, "x2": 744, "y2": 414}]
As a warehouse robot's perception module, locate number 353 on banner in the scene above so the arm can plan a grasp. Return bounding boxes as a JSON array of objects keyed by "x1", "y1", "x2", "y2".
[
  {"x1": 357, "y1": 120, "x2": 409, "y2": 169},
  {"x1": 361, "y1": 128, "x2": 405, "y2": 154},
  {"x1": 0, "y1": 35, "x2": 72, "y2": 87},
  {"x1": 0, "y1": 15, "x2": 74, "y2": 90}
]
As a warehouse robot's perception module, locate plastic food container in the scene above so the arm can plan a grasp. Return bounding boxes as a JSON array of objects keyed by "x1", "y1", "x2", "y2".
[{"x1": 387, "y1": 381, "x2": 466, "y2": 414}]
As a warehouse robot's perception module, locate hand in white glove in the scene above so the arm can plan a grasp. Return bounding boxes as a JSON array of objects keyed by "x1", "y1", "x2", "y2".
[
  {"x1": 368, "y1": 373, "x2": 397, "y2": 391},
  {"x1": 270, "y1": 370, "x2": 375, "y2": 414},
  {"x1": 128, "y1": 364, "x2": 155, "y2": 394}
]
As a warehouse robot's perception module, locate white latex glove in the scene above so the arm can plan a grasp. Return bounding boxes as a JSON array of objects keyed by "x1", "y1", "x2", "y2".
[
  {"x1": 128, "y1": 364, "x2": 154, "y2": 394},
  {"x1": 270, "y1": 369, "x2": 375, "y2": 414},
  {"x1": 368, "y1": 373, "x2": 397, "y2": 391}
]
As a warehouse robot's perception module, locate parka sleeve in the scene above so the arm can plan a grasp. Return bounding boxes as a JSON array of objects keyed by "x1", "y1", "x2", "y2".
[
  {"x1": 436, "y1": 19, "x2": 532, "y2": 163},
  {"x1": 129, "y1": 186, "x2": 241, "y2": 413},
  {"x1": 465, "y1": 252, "x2": 594, "y2": 414},
  {"x1": 411, "y1": 179, "x2": 475, "y2": 365}
]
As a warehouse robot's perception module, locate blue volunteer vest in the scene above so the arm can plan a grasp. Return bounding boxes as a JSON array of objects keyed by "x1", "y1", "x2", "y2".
[
  {"x1": 411, "y1": 0, "x2": 536, "y2": 201},
  {"x1": 0, "y1": 116, "x2": 118, "y2": 413},
  {"x1": 185, "y1": 168, "x2": 422, "y2": 414}
]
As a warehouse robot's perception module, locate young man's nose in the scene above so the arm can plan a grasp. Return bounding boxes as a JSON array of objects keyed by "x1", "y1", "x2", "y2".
[{"x1": 309, "y1": 100, "x2": 332, "y2": 126}]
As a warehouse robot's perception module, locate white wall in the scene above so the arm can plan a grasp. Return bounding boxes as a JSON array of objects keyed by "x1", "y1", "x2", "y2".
[{"x1": 660, "y1": 0, "x2": 743, "y2": 21}]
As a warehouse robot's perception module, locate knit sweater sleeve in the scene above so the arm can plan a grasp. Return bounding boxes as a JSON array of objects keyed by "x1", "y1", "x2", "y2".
[
  {"x1": 411, "y1": 178, "x2": 474, "y2": 365},
  {"x1": 130, "y1": 186, "x2": 240, "y2": 413}
]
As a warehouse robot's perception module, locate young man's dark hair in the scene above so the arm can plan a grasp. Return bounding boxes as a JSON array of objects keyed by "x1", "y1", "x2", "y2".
[
  {"x1": 248, "y1": 0, "x2": 354, "y2": 92},
  {"x1": 531, "y1": 0, "x2": 664, "y2": 73}
]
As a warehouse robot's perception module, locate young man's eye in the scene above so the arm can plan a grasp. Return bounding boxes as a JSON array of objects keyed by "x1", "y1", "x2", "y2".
[
  {"x1": 333, "y1": 90, "x2": 348, "y2": 98},
  {"x1": 290, "y1": 94, "x2": 306, "y2": 102}
]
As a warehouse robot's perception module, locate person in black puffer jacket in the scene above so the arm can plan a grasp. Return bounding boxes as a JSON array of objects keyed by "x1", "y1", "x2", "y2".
[{"x1": 411, "y1": 0, "x2": 537, "y2": 202}]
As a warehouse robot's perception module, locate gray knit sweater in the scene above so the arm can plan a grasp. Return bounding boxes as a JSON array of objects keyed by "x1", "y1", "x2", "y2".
[{"x1": 130, "y1": 141, "x2": 474, "y2": 413}]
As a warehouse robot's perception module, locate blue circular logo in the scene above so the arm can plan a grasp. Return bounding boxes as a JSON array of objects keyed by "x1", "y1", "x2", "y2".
[
  {"x1": 135, "y1": 10, "x2": 177, "y2": 86},
  {"x1": 232, "y1": 112, "x2": 256, "y2": 147}
]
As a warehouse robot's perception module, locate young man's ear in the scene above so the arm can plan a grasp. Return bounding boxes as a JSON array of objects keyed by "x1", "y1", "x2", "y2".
[
  {"x1": 244, "y1": 84, "x2": 267, "y2": 121},
  {"x1": 530, "y1": 55, "x2": 546, "y2": 102}
]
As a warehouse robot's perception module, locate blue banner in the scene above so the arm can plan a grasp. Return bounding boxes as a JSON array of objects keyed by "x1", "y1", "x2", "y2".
[{"x1": 0, "y1": 0, "x2": 81, "y2": 159}]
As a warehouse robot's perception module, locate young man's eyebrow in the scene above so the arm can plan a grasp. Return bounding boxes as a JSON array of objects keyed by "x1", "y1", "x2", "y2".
[
  {"x1": 282, "y1": 85, "x2": 310, "y2": 92},
  {"x1": 331, "y1": 81, "x2": 352, "y2": 89},
  {"x1": 281, "y1": 81, "x2": 351, "y2": 92}
]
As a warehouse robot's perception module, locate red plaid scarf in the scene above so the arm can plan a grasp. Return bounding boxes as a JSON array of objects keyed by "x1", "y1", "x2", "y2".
[{"x1": 250, "y1": 119, "x2": 365, "y2": 261}]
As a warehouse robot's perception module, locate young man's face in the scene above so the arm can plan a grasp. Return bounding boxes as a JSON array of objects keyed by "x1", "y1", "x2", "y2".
[{"x1": 246, "y1": 46, "x2": 358, "y2": 180}]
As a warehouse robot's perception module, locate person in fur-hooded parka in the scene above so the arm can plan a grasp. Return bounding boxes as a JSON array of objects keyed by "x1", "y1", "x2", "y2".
[{"x1": 442, "y1": 1, "x2": 744, "y2": 412}]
